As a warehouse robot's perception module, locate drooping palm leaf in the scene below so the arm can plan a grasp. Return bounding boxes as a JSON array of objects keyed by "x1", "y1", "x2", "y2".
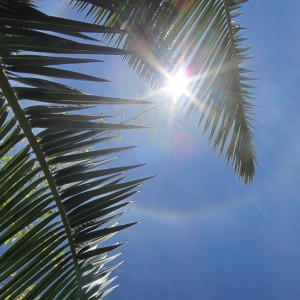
[
  {"x1": 0, "y1": 0, "x2": 150, "y2": 298},
  {"x1": 71, "y1": 0, "x2": 257, "y2": 183}
]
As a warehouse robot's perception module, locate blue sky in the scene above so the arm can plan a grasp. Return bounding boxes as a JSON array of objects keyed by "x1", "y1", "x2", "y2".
[
  {"x1": 6, "y1": 1, "x2": 300, "y2": 299},
  {"x1": 43, "y1": 1, "x2": 300, "y2": 299},
  {"x1": 106, "y1": 2, "x2": 300, "y2": 300}
]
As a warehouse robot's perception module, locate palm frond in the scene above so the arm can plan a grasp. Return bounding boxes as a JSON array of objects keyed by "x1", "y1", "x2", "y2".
[
  {"x1": 0, "y1": 0, "x2": 149, "y2": 298},
  {"x1": 71, "y1": 0, "x2": 257, "y2": 183}
]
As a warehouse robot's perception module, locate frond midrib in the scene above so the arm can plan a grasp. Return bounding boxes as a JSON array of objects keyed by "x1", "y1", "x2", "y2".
[
  {"x1": 221, "y1": 0, "x2": 256, "y2": 183},
  {"x1": 0, "y1": 65, "x2": 84, "y2": 299},
  {"x1": 222, "y1": 0, "x2": 249, "y2": 127}
]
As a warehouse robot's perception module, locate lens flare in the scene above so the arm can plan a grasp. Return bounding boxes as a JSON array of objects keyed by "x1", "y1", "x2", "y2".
[{"x1": 166, "y1": 68, "x2": 190, "y2": 100}]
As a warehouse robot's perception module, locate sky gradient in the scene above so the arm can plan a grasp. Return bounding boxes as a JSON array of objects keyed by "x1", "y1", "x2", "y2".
[{"x1": 108, "y1": 2, "x2": 300, "y2": 300}]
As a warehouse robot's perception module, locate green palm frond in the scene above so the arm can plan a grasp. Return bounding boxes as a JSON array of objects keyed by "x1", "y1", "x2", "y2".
[
  {"x1": 71, "y1": 0, "x2": 257, "y2": 183},
  {"x1": 0, "y1": 0, "x2": 150, "y2": 298}
]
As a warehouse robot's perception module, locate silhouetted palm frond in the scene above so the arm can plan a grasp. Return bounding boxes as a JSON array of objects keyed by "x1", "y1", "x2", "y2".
[{"x1": 0, "y1": 0, "x2": 150, "y2": 298}]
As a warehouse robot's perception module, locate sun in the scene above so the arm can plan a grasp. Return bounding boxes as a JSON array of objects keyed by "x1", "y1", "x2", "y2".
[{"x1": 166, "y1": 68, "x2": 190, "y2": 100}]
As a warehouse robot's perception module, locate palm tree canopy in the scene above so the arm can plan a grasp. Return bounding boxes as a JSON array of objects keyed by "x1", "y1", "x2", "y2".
[
  {"x1": 72, "y1": 0, "x2": 257, "y2": 184},
  {"x1": 0, "y1": 0, "x2": 257, "y2": 299}
]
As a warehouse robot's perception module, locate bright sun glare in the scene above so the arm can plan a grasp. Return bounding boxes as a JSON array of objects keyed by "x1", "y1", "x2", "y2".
[{"x1": 166, "y1": 68, "x2": 190, "y2": 100}]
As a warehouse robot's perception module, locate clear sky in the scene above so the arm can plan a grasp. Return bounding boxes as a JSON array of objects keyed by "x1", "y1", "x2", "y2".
[
  {"x1": 10, "y1": 1, "x2": 300, "y2": 299},
  {"x1": 107, "y1": 2, "x2": 300, "y2": 300}
]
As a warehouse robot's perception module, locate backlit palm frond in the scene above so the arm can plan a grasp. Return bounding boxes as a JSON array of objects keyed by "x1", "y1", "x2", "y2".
[
  {"x1": 71, "y1": 0, "x2": 257, "y2": 183},
  {"x1": 0, "y1": 1, "x2": 150, "y2": 298}
]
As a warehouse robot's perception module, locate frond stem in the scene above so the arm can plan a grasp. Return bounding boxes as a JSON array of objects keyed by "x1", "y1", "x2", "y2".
[{"x1": 0, "y1": 65, "x2": 84, "y2": 299}]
